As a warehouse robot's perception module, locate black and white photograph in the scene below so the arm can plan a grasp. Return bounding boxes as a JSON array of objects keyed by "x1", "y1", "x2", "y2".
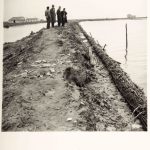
[
  {"x1": 1, "y1": 0, "x2": 148, "y2": 132},
  {"x1": 1, "y1": 0, "x2": 147, "y2": 132},
  {"x1": 1, "y1": 0, "x2": 150, "y2": 149}
]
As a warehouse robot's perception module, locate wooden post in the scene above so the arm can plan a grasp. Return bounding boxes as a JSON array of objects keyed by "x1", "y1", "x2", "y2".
[
  {"x1": 125, "y1": 23, "x2": 128, "y2": 49},
  {"x1": 125, "y1": 23, "x2": 128, "y2": 62}
]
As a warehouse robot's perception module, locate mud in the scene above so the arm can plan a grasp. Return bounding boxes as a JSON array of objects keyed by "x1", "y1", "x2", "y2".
[{"x1": 2, "y1": 23, "x2": 144, "y2": 131}]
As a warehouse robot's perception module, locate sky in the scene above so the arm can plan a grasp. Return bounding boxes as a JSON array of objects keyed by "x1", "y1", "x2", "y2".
[{"x1": 4, "y1": 0, "x2": 147, "y2": 21}]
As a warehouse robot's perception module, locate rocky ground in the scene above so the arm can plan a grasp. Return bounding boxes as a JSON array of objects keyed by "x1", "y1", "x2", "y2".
[{"x1": 2, "y1": 22, "x2": 143, "y2": 131}]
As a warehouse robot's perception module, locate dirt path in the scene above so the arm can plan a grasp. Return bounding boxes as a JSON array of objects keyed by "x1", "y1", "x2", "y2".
[{"x1": 2, "y1": 23, "x2": 143, "y2": 131}]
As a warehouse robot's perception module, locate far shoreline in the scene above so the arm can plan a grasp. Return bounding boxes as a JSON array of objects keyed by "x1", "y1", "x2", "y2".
[
  {"x1": 75, "y1": 16, "x2": 147, "y2": 22},
  {"x1": 3, "y1": 21, "x2": 46, "y2": 28},
  {"x1": 3, "y1": 17, "x2": 147, "y2": 28}
]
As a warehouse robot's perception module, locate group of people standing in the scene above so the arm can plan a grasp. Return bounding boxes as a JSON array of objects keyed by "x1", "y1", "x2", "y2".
[{"x1": 45, "y1": 5, "x2": 67, "y2": 29}]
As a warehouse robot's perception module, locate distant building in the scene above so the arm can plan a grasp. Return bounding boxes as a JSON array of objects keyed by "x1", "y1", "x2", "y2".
[
  {"x1": 8, "y1": 17, "x2": 25, "y2": 23},
  {"x1": 127, "y1": 14, "x2": 136, "y2": 19},
  {"x1": 26, "y1": 18, "x2": 39, "y2": 22}
]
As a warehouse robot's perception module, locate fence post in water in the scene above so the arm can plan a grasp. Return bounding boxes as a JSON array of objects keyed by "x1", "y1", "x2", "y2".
[
  {"x1": 125, "y1": 23, "x2": 128, "y2": 62},
  {"x1": 125, "y1": 23, "x2": 128, "y2": 49}
]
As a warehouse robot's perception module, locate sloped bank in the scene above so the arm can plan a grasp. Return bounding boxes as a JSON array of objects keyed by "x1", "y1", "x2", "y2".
[
  {"x1": 3, "y1": 29, "x2": 43, "y2": 75},
  {"x1": 62, "y1": 23, "x2": 144, "y2": 131},
  {"x1": 77, "y1": 23, "x2": 147, "y2": 130},
  {"x1": 3, "y1": 29, "x2": 44, "y2": 111}
]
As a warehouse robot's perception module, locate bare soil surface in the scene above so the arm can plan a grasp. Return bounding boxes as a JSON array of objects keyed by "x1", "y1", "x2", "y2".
[{"x1": 2, "y1": 23, "x2": 143, "y2": 131}]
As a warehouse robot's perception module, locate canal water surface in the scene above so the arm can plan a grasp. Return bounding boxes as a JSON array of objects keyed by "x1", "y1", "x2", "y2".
[{"x1": 4, "y1": 23, "x2": 46, "y2": 43}]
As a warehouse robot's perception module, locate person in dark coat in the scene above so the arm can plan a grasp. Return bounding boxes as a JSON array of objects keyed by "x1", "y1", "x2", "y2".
[
  {"x1": 50, "y1": 5, "x2": 56, "y2": 27},
  {"x1": 57, "y1": 6, "x2": 62, "y2": 27},
  {"x1": 45, "y1": 6, "x2": 51, "y2": 29},
  {"x1": 61, "y1": 8, "x2": 67, "y2": 27}
]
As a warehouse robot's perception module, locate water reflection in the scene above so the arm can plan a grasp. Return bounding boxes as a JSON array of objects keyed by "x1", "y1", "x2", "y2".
[{"x1": 124, "y1": 48, "x2": 128, "y2": 65}]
